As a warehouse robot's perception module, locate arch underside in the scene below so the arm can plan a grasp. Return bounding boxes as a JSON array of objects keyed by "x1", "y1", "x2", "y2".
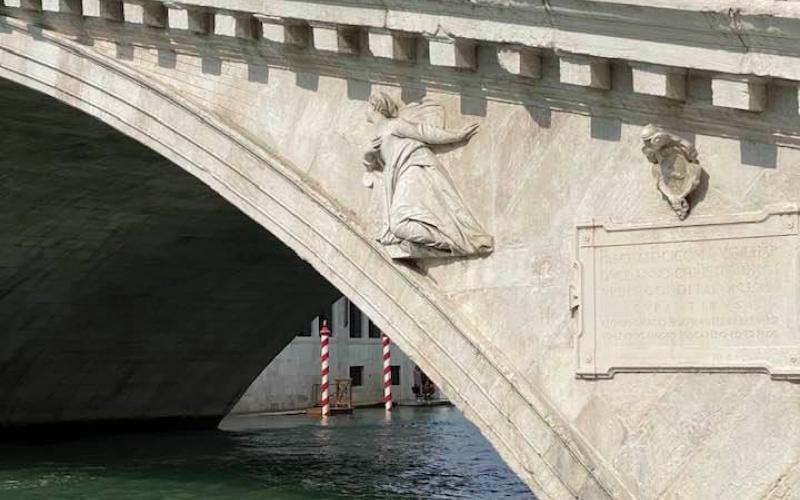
[
  {"x1": 0, "y1": 15, "x2": 630, "y2": 500},
  {"x1": 0, "y1": 76, "x2": 341, "y2": 429}
]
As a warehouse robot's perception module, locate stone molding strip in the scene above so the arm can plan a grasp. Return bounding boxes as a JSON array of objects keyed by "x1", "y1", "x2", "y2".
[{"x1": 2, "y1": 0, "x2": 800, "y2": 115}]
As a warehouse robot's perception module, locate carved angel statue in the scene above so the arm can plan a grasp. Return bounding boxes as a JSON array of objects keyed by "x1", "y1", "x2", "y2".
[
  {"x1": 641, "y1": 124, "x2": 702, "y2": 220},
  {"x1": 362, "y1": 92, "x2": 493, "y2": 257}
]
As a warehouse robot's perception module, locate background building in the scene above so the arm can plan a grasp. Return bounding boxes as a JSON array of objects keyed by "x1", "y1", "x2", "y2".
[{"x1": 231, "y1": 297, "x2": 442, "y2": 414}]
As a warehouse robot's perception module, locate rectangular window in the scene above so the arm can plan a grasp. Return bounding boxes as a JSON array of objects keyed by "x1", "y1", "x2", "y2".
[
  {"x1": 298, "y1": 314, "x2": 314, "y2": 337},
  {"x1": 349, "y1": 366, "x2": 364, "y2": 386},
  {"x1": 391, "y1": 365, "x2": 401, "y2": 386},
  {"x1": 368, "y1": 320, "x2": 381, "y2": 338},
  {"x1": 349, "y1": 300, "x2": 362, "y2": 338}
]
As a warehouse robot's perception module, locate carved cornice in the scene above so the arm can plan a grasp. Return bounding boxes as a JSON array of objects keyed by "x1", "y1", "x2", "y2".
[
  {"x1": 4, "y1": 0, "x2": 800, "y2": 81},
  {"x1": 4, "y1": 1, "x2": 800, "y2": 150}
]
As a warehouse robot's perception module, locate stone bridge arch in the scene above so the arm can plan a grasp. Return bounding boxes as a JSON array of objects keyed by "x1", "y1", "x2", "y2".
[
  {"x1": 6, "y1": 0, "x2": 800, "y2": 497},
  {"x1": 0, "y1": 15, "x2": 623, "y2": 500}
]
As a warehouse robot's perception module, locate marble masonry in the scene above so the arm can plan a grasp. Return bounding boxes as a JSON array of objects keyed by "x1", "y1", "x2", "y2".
[{"x1": 2, "y1": 0, "x2": 800, "y2": 498}]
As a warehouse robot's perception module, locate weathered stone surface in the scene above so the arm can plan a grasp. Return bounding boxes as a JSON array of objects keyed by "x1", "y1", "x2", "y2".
[
  {"x1": 497, "y1": 46, "x2": 541, "y2": 78},
  {"x1": 362, "y1": 92, "x2": 492, "y2": 258},
  {"x1": 428, "y1": 38, "x2": 476, "y2": 69},
  {"x1": 256, "y1": 16, "x2": 310, "y2": 46},
  {"x1": 166, "y1": 4, "x2": 211, "y2": 34},
  {"x1": 3, "y1": 0, "x2": 41, "y2": 10},
  {"x1": 63, "y1": 0, "x2": 800, "y2": 81},
  {"x1": 82, "y1": 0, "x2": 122, "y2": 21},
  {"x1": 559, "y1": 54, "x2": 610, "y2": 89},
  {"x1": 213, "y1": 11, "x2": 257, "y2": 39},
  {"x1": 641, "y1": 124, "x2": 703, "y2": 219},
  {"x1": 574, "y1": 206, "x2": 800, "y2": 380},
  {"x1": 631, "y1": 64, "x2": 686, "y2": 100},
  {"x1": 311, "y1": 23, "x2": 360, "y2": 54},
  {"x1": 712, "y1": 76, "x2": 767, "y2": 111},
  {"x1": 41, "y1": 0, "x2": 80, "y2": 14},
  {"x1": 2, "y1": 2, "x2": 800, "y2": 498},
  {"x1": 122, "y1": 0, "x2": 166, "y2": 27},
  {"x1": 368, "y1": 30, "x2": 415, "y2": 62}
]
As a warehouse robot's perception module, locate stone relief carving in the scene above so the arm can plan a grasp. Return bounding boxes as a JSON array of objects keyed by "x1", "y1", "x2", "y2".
[
  {"x1": 362, "y1": 92, "x2": 494, "y2": 259},
  {"x1": 641, "y1": 124, "x2": 702, "y2": 220}
]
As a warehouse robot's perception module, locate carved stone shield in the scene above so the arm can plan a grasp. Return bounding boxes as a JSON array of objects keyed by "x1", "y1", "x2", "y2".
[{"x1": 641, "y1": 125, "x2": 702, "y2": 220}]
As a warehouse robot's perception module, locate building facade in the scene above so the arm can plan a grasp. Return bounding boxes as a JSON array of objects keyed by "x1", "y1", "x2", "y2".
[{"x1": 231, "y1": 297, "x2": 440, "y2": 414}]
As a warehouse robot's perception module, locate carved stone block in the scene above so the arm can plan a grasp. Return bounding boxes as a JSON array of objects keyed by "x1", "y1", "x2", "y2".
[
  {"x1": 559, "y1": 54, "x2": 610, "y2": 89},
  {"x1": 166, "y1": 4, "x2": 211, "y2": 34},
  {"x1": 255, "y1": 17, "x2": 310, "y2": 47},
  {"x1": 311, "y1": 24, "x2": 337, "y2": 52},
  {"x1": 497, "y1": 46, "x2": 541, "y2": 79},
  {"x1": 573, "y1": 205, "x2": 800, "y2": 381},
  {"x1": 122, "y1": 0, "x2": 166, "y2": 27},
  {"x1": 631, "y1": 64, "x2": 686, "y2": 100},
  {"x1": 214, "y1": 12, "x2": 257, "y2": 39},
  {"x1": 82, "y1": 0, "x2": 122, "y2": 20},
  {"x1": 368, "y1": 30, "x2": 415, "y2": 62},
  {"x1": 258, "y1": 17, "x2": 285, "y2": 43},
  {"x1": 428, "y1": 38, "x2": 476, "y2": 70},
  {"x1": 712, "y1": 76, "x2": 767, "y2": 112},
  {"x1": 368, "y1": 31, "x2": 392, "y2": 58},
  {"x1": 312, "y1": 24, "x2": 361, "y2": 54},
  {"x1": 41, "y1": 0, "x2": 81, "y2": 14},
  {"x1": 4, "y1": 0, "x2": 42, "y2": 10}
]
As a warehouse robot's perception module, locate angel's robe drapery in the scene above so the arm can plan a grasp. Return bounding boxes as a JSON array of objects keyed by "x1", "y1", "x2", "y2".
[{"x1": 374, "y1": 117, "x2": 493, "y2": 255}]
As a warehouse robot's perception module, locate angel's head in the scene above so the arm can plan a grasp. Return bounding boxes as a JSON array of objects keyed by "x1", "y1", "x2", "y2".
[{"x1": 367, "y1": 92, "x2": 398, "y2": 123}]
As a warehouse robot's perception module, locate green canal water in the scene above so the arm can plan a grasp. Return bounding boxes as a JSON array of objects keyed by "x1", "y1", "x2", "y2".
[{"x1": 0, "y1": 406, "x2": 534, "y2": 499}]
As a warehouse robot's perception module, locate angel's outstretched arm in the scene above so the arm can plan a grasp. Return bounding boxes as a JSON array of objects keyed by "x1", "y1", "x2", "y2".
[{"x1": 393, "y1": 119, "x2": 478, "y2": 145}]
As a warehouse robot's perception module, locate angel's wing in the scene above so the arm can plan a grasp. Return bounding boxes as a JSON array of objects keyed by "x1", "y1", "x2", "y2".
[{"x1": 397, "y1": 98, "x2": 445, "y2": 128}]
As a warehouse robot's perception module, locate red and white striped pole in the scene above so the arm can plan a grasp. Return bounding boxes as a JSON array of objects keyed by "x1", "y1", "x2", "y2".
[
  {"x1": 382, "y1": 333, "x2": 392, "y2": 412},
  {"x1": 319, "y1": 320, "x2": 331, "y2": 418}
]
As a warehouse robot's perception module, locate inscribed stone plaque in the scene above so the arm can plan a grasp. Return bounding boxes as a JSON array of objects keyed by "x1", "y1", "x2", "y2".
[{"x1": 573, "y1": 205, "x2": 800, "y2": 380}]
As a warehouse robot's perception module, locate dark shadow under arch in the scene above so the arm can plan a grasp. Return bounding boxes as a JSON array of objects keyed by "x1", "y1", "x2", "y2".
[{"x1": 0, "y1": 77, "x2": 339, "y2": 432}]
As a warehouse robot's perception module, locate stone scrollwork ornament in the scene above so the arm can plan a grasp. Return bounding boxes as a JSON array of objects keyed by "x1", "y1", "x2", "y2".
[
  {"x1": 641, "y1": 124, "x2": 702, "y2": 220},
  {"x1": 362, "y1": 92, "x2": 494, "y2": 259}
]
